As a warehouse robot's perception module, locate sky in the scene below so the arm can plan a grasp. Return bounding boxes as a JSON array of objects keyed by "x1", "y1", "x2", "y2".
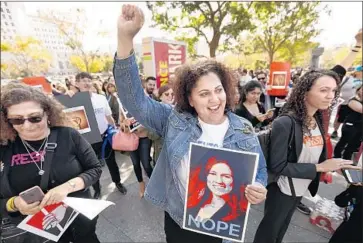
[{"x1": 24, "y1": 1, "x2": 363, "y2": 55}]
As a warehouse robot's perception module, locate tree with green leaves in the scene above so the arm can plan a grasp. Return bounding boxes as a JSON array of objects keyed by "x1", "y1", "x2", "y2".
[
  {"x1": 146, "y1": 1, "x2": 254, "y2": 58},
  {"x1": 251, "y1": 2, "x2": 328, "y2": 64},
  {"x1": 275, "y1": 39, "x2": 319, "y2": 67}
]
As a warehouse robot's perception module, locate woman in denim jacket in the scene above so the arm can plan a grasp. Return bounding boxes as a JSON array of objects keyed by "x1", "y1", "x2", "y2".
[{"x1": 113, "y1": 5, "x2": 267, "y2": 243}]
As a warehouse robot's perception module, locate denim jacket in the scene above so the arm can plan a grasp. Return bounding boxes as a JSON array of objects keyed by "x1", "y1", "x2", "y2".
[{"x1": 113, "y1": 54, "x2": 267, "y2": 230}]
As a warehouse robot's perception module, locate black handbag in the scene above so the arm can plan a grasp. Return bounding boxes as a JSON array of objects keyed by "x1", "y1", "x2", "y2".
[{"x1": 1, "y1": 130, "x2": 58, "y2": 243}]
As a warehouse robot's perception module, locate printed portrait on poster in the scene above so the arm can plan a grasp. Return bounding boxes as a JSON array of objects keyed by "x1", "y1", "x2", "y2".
[
  {"x1": 63, "y1": 106, "x2": 91, "y2": 134},
  {"x1": 56, "y1": 92, "x2": 101, "y2": 144},
  {"x1": 17, "y1": 203, "x2": 79, "y2": 242},
  {"x1": 271, "y1": 71, "x2": 287, "y2": 89},
  {"x1": 183, "y1": 143, "x2": 259, "y2": 242}
]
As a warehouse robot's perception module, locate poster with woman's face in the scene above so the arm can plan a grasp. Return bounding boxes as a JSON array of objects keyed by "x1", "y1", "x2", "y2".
[
  {"x1": 63, "y1": 106, "x2": 91, "y2": 134},
  {"x1": 183, "y1": 143, "x2": 259, "y2": 242},
  {"x1": 272, "y1": 71, "x2": 287, "y2": 89}
]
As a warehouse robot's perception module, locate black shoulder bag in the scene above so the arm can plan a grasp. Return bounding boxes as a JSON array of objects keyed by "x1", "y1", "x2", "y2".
[
  {"x1": 257, "y1": 115, "x2": 297, "y2": 197},
  {"x1": 1, "y1": 130, "x2": 58, "y2": 243}
]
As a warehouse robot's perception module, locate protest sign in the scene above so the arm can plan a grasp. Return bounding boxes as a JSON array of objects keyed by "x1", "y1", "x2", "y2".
[{"x1": 183, "y1": 143, "x2": 259, "y2": 242}]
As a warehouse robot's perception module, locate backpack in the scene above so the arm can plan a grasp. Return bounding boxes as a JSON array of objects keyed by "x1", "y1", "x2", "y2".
[{"x1": 257, "y1": 115, "x2": 296, "y2": 185}]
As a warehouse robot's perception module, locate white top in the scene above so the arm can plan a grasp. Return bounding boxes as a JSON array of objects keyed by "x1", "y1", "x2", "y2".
[
  {"x1": 176, "y1": 117, "x2": 229, "y2": 199},
  {"x1": 277, "y1": 125, "x2": 323, "y2": 196},
  {"x1": 340, "y1": 76, "x2": 360, "y2": 105},
  {"x1": 90, "y1": 93, "x2": 112, "y2": 134}
]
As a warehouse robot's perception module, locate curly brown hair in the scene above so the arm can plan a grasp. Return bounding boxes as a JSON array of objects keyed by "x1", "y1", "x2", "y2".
[
  {"x1": 280, "y1": 69, "x2": 341, "y2": 135},
  {"x1": 0, "y1": 83, "x2": 71, "y2": 144},
  {"x1": 173, "y1": 60, "x2": 237, "y2": 114}
]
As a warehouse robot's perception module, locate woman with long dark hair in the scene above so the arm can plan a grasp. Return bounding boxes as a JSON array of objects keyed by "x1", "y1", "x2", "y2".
[
  {"x1": 235, "y1": 81, "x2": 273, "y2": 129},
  {"x1": 253, "y1": 70, "x2": 360, "y2": 243}
]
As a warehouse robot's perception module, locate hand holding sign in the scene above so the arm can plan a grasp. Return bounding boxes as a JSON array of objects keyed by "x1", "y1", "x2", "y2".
[
  {"x1": 124, "y1": 117, "x2": 136, "y2": 127},
  {"x1": 245, "y1": 183, "x2": 267, "y2": 204}
]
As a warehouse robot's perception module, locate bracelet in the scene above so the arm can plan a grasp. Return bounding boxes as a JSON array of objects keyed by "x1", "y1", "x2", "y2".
[{"x1": 6, "y1": 197, "x2": 17, "y2": 212}]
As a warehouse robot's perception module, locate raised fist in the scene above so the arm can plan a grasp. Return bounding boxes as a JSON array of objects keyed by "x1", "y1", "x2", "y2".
[{"x1": 117, "y1": 4, "x2": 145, "y2": 43}]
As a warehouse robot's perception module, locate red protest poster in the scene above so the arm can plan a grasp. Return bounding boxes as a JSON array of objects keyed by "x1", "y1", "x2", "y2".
[
  {"x1": 267, "y1": 62, "x2": 291, "y2": 97},
  {"x1": 142, "y1": 38, "x2": 187, "y2": 88},
  {"x1": 183, "y1": 143, "x2": 259, "y2": 242},
  {"x1": 22, "y1": 76, "x2": 52, "y2": 94}
]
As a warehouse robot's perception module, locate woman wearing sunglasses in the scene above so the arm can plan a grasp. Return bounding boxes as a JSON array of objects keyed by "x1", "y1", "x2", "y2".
[{"x1": 0, "y1": 83, "x2": 102, "y2": 243}]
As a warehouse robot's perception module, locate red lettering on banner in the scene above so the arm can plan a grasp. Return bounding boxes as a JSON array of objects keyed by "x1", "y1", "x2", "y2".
[{"x1": 153, "y1": 41, "x2": 186, "y2": 87}]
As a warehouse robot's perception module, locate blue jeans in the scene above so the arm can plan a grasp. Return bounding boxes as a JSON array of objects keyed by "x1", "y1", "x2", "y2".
[{"x1": 130, "y1": 137, "x2": 153, "y2": 182}]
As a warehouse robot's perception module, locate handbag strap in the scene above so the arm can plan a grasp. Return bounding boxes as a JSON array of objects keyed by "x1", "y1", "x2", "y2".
[
  {"x1": 283, "y1": 114, "x2": 297, "y2": 197},
  {"x1": 40, "y1": 129, "x2": 58, "y2": 192}
]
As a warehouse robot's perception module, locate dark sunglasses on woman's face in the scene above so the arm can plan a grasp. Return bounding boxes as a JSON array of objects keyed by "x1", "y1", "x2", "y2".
[
  {"x1": 164, "y1": 92, "x2": 174, "y2": 97},
  {"x1": 7, "y1": 113, "x2": 45, "y2": 125},
  {"x1": 258, "y1": 77, "x2": 266, "y2": 81}
]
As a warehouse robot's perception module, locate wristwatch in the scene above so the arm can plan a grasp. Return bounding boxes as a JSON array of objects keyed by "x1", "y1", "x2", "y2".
[{"x1": 67, "y1": 181, "x2": 76, "y2": 192}]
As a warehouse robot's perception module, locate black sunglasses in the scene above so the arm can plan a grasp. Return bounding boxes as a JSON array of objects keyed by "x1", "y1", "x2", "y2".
[
  {"x1": 7, "y1": 113, "x2": 45, "y2": 125},
  {"x1": 258, "y1": 77, "x2": 266, "y2": 81},
  {"x1": 164, "y1": 92, "x2": 174, "y2": 97}
]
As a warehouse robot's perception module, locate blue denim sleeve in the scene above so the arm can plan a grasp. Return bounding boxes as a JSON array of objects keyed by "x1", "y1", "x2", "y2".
[
  {"x1": 253, "y1": 141, "x2": 268, "y2": 187},
  {"x1": 113, "y1": 53, "x2": 172, "y2": 137}
]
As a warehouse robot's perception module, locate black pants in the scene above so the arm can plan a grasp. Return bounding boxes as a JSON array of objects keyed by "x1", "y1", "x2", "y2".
[
  {"x1": 253, "y1": 183, "x2": 302, "y2": 243},
  {"x1": 329, "y1": 217, "x2": 362, "y2": 243},
  {"x1": 334, "y1": 123, "x2": 362, "y2": 160},
  {"x1": 164, "y1": 212, "x2": 222, "y2": 243},
  {"x1": 130, "y1": 137, "x2": 153, "y2": 182},
  {"x1": 92, "y1": 140, "x2": 121, "y2": 192},
  {"x1": 58, "y1": 215, "x2": 99, "y2": 243}
]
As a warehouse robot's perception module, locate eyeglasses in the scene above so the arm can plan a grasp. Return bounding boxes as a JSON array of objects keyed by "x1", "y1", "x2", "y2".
[
  {"x1": 164, "y1": 92, "x2": 174, "y2": 97},
  {"x1": 258, "y1": 77, "x2": 266, "y2": 81},
  {"x1": 7, "y1": 113, "x2": 45, "y2": 125}
]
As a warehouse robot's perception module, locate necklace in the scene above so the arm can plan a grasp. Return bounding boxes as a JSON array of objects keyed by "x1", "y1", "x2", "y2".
[
  {"x1": 20, "y1": 135, "x2": 49, "y2": 176},
  {"x1": 23, "y1": 137, "x2": 47, "y2": 157}
]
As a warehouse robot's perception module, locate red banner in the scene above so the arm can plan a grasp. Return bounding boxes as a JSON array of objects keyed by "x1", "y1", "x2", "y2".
[
  {"x1": 153, "y1": 41, "x2": 186, "y2": 88},
  {"x1": 22, "y1": 76, "x2": 52, "y2": 94},
  {"x1": 267, "y1": 62, "x2": 291, "y2": 97}
]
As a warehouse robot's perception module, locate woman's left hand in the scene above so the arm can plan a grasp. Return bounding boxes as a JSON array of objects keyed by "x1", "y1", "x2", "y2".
[
  {"x1": 266, "y1": 110, "x2": 274, "y2": 119},
  {"x1": 245, "y1": 183, "x2": 267, "y2": 204},
  {"x1": 39, "y1": 184, "x2": 71, "y2": 208}
]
